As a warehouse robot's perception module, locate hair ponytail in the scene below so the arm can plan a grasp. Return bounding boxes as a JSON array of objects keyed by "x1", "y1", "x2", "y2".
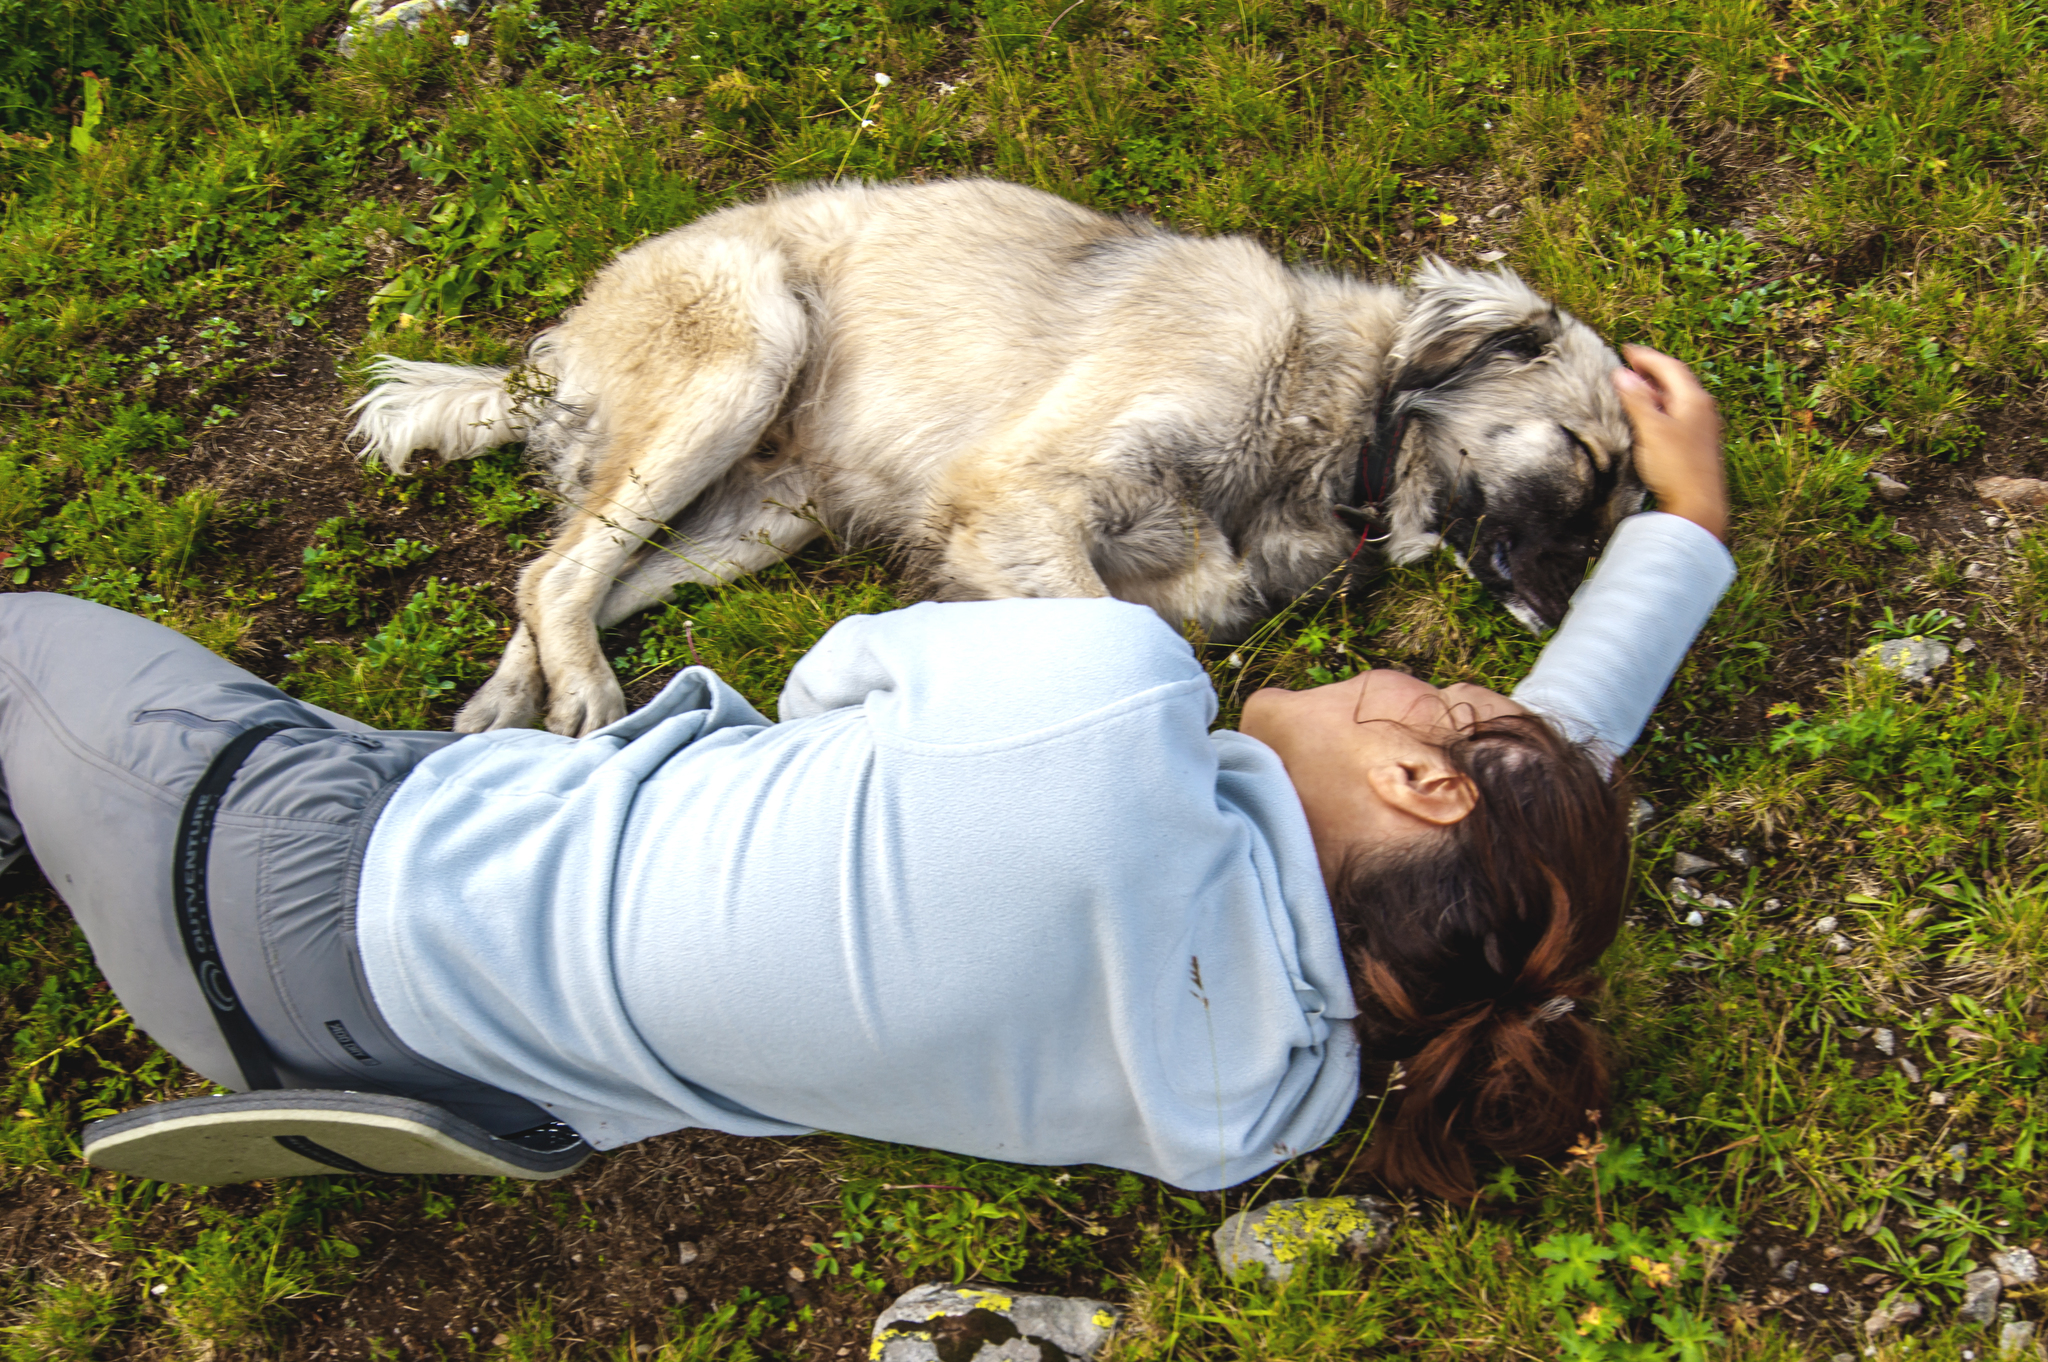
[{"x1": 1329, "y1": 713, "x2": 1629, "y2": 1200}]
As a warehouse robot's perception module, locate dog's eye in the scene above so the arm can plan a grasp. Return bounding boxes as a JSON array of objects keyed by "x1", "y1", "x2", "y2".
[
  {"x1": 1494, "y1": 330, "x2": 1545, "y2": 362},
  {"x1": 1562, "y1": 429, "x2": 1597, "y2": 482}
]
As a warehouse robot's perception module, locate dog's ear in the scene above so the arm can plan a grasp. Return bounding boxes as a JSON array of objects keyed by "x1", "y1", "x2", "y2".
[{"x1": 1385, "y1": 257, "x2": 1564, "y2": 396}]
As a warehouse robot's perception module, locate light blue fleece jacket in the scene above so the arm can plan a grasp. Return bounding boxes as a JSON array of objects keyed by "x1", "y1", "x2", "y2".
[{"x1": 356, "y1": 511, "x2": 1733, "y2": 1189}]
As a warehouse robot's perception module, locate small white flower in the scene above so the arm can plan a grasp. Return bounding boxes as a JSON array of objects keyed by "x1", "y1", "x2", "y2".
[
  {"x1": 873, "y1": 72, "x2": 891, "y2": 85},
  {"x1": 451, "y1": 29, "x2": 469, "y2": 45},
  {"x1": 1226, "y1": 652, "x2": 1244, "y2": 669},
  {"x1": 860, "y1": 119, "x2": 874, "y2": 128},
  {"x1": 1808, "y1": 1282, "x2": 1829, "y2": 1294},
  {"x1": 152, "y1": 1283, "x2": 169, "y2": 1296}
]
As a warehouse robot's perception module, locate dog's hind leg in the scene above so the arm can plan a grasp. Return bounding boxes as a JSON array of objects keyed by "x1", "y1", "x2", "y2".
[
  {"x1": 595, "y1": 466, "x2": 824, "y2": 627},
  {"x1": 458, "y1": 470, "x2": 821, "y2": 733},
  {"x1": 517, "y1": 238, "x2": 811, "y2": 736}
]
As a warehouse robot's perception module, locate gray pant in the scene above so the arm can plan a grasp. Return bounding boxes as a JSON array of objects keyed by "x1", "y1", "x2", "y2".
[{"x1": 0, "y1": 593, "x2": 550, "y2": 1135}]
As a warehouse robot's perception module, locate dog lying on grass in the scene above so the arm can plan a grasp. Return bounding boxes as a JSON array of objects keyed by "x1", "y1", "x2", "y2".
[{"x1": 350, "y1": 177, "x2": 1641, "y2": 737}]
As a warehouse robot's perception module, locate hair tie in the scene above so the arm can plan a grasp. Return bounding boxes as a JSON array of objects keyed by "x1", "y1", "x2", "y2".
[{"x1": 1534, "y1": 996, "x2": 1575, "y2": 1022}]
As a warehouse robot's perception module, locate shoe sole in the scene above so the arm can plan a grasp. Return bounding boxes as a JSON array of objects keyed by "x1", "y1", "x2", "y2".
[{"x1": 83, "y1": 1090, "x2": 591, "y2": 1185}]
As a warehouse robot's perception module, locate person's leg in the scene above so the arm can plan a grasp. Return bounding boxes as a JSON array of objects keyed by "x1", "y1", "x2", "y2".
[{"x1": 0, "y1": 592, "x2": 375, "y2": 1088}]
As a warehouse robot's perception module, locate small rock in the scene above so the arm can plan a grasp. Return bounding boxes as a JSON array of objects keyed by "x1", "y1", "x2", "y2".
[
  {"x1": 1684, "y1": 909, "x2": 1706, "y2": 927},
  {"x1": 1859, "y1": 636, "x2": 1951, "y2": 684},
  {"x1": 1869, "y1": 471, "x2": 1912, "y2": 501},
  {"x1": 1962, "y1": 1269, "x2": 2004, "y2": 1324},
  {"x1": 1721, "y1": 846, "x2": 1756, "y2": 867},
  {"x1": 1809, "y1": 1281, "x2": 1830, "y2": 1294},
  {"x1": 1874, "y1": 1028, "x2": 1896, "y2": 1056},
  {"x1": 1672, "y1": 851, "x2": 1719, "y2": 876},
  {"x1": 2000, "y1": 1320, "x2": 2037, "y2": 1357},
  {"x1": 1778, "y1": 1258, "x2": 1804, "y2": 1281},
  {"x1": 1976, "y1": 475, "x2": 2048, "y2": 508},
  {"x1": 1992, "y1": 1248, "x2": 2038, "y2": 1287},
  {"x1": 1815, "y1": 915, "x2": 1839, "y2": 934},
  {"x1": 1966, "y1": 561, "x2": 1992, "y2": 581},
  {"x1": 1830, "y1": 932, "x2": 1853, "y2": 954},
  {"x1": 338, "y1": 0, "x2": 470, "y2": 54},
  {"x1": 1930, "y1": 1091, "x2": 1950, "y2": 1106},
  {"x1": 1865, "y1": 1295, "x2": 1924, "y2": 1334},
  {"x1": 1958, "y1": 637, "x2": 1978, "y2": 654},
  {"x1": 1630, "y1": 797, "x2": 1658, "y2": 833},
  {"x1": 1488, "y1": 203, "x2": 1513, "y2": 219},
  {"x1": 1898, "y1": 1056, "x2": 1922, "y2": 1083},
  {"x1": 1763, "y1": 898, "x2": 1782, "y2": 911},
  {"x1": 1862, "y1": 423, "x2": 1890, "y2": 436},
  {"x1": 1213, "y1": 1197, "x2": 1396, "y2": 1285},
  {"x1": 872, "y1": 1284, "x2": 1121, "y2": 1362},
  {"x1": 1669, "y1": 878, "x2": 1704, "y2": 902}
]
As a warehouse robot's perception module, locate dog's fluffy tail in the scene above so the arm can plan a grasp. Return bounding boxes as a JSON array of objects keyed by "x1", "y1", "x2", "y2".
[{"x1": 348, "y1": 357, "x2": 532, "y2": 474}]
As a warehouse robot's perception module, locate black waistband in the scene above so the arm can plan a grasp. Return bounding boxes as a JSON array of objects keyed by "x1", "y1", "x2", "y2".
[{"x1": 172, "y1": 722, "x2": 294, "y2": 1091}]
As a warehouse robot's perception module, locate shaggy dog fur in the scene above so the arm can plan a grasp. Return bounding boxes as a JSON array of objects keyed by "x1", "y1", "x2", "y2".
[{"x1": 350, "y1": 178, "x2": 1641, "y2": 736}]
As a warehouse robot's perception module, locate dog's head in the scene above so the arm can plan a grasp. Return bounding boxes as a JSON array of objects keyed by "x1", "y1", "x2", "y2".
[{"x1": 1369, "y1": 259, "x2": 1643, "y2": 631}]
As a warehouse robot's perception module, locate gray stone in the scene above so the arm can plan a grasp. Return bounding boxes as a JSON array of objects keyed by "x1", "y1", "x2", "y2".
[
  {"x1": 2001, "y1": 1320, "x2": 2038, "y2": 1357},
  {"x1": 871, "y1": 1284, "x2": 1121, "y2": 1362},
  {"x1": 1672, "y1": 851, "x2": 1719, "y2": 876},
  {"x1": 339, "y1": 0, "x2": 471, "y2": 54},
  {"x1": 1869, "y1": 471, "x2": 1912, "y2": 501},
  {"x1": 1962, "y1": 1269, "x2": 2004, "y2": 1324},
  {"x1": 1720, "y1": 846, "x2": 1756, "y2": 867},
  {"x1": 1630, "y1": 797, "x2": 1657, "y2": 833},
  {"x1": 1863, "y1": 1295, "x2": 1923, "y2": 1335},
  {"x1": 1859, "y1": 636, "x2": 1951, "y2": 684},
  {"x1": 1994, "y1": 1248, "x2": 2039, "y2": 1287},
  {"x1": 1668, "y1": 877, "x2": 1704, "y2": 902},
  {"x1": 1977, "y1": 475, "x2": 2048, "y2": 509},
  {"x1": 1874, "y1": 1028, "x2": 1896, "y2": 1056},
  {"x1": 1213, "y1": 1196, "x2": 1396, "y2": 1285}
]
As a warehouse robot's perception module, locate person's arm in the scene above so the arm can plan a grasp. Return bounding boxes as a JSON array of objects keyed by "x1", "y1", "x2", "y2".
[{"x1": 1509, "y1": 348, "x2": 1735, "y2": 759}]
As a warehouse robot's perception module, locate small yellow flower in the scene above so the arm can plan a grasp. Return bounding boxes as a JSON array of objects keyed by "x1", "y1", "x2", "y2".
[
  {"x1": 1575, "y1": 1304, "x2": 1615, "y2": 1336},
  {"x1": 1630, "y1": 1255, "x2": 1675, "y2": 1289}
]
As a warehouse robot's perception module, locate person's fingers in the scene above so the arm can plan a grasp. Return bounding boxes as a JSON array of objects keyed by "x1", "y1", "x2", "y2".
[
  {"x1": 1620, "y1": 345, "x2": 1715, "y2": 419},
  {"x1": 1611, "y1": 364, "x2": 1661, "y2": 412}
]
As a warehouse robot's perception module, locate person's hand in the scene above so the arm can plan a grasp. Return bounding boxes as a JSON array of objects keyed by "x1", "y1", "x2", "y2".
[{"x1": 1612, "y1": 345, "x2": 1728, "y2": 544}]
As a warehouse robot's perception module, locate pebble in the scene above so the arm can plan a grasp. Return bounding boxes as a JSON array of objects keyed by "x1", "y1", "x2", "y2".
[
  {"x1": 1721, "y1": 846, "x2": 1756, "y2": 867},
  {"x1": 1487, "y1": 203, "x2": 1513, "y2": 218},
  {"x1": 1213, "y1": 1197, "x2": 1396, "y2": 1285},
  {"x1": 1898, "y1": 1056, "x2": 1922, "y2": 1083},
  {"x1": 1864, "y1": 1295, "x2": 1923, "y2": 1334},
  {"x1": 1630, "y1": 797, "x2": 1657, "y2": 833},
  {"x1": 1869, "y1": 471, "x2": 1912, "y2": 501},
  {"x1": 1874, "y1": 1028, "x2": 1896, "y2": 1056},
  {"x1": 1684, "y1": 909, "x2": 1706, "y2": 927},
  {"x1": 1992, "y1": 1248, "x2": 2038, "y2": 1287},
  {"x1": 1962, "y1": 1269, "x2": 2004, "y2": 1324},
  {"x1": 2000, "y1": 1320, "x2": 2037, "y2": 1357},
  {"x1": 1830, "y1": 932, "x2": 1853, "y2": 954},
  {"x1": 1859, "y1": 636, "x2": 1951, "y2": 684},
  {"x1": 1669, "y1": 877, "x2": 1704, "y2": 902},
  {"x1": 871, "y1": 1284, "x2": 1122, "y2": 1362},
  {"x1": 1672, "y1": 851, "x2": 1719, "y2": 876},
  {"x1": 675, "y1": 1241, "x2": 700, "y2": 1266},
  {"x1": 1976, "y1": 475, "x2": 2048, "y2": 508},
  {"x1": 1815, "y1": 915, "x2": 1839, "y2": 934}
]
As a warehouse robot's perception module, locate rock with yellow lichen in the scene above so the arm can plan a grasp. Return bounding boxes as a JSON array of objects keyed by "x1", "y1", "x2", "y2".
[
  {"x1": 870, "y1": 1282, "x2": 1122, "y2": 1362},
  {"x1": 1212, "y1": 1195, "x2": 1397, "y2": 1284}
]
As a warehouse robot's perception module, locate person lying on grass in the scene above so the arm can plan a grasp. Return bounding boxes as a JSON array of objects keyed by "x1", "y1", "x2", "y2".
[{"x1": 1, "y1": 347, "x2": 1729, "y2": 1200}]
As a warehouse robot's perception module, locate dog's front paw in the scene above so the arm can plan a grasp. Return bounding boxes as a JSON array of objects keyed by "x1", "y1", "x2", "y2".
[
  {"x1": 546, "y1": 679, "x2": 629, "y2": 738},
  {"x1": 455, "y1": 671, "x2": 546, "y2": 733}
]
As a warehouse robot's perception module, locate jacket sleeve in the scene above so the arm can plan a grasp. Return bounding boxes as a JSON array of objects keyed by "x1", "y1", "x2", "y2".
[
  {"x1": 776, "y1": 597, "x2": 1215, "y2": 742},
  {"x1": 1510, "y1": 512, "x2": 1736, "y2": 762}
]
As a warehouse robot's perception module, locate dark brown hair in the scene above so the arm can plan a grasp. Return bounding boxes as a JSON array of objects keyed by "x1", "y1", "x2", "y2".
[{"x1": 1328, "y1": 712, "x2": 1631, "y2": 1200}]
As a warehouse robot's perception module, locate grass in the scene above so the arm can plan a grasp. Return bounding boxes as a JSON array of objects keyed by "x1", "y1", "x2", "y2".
[{"x1": 2, "y1": 0, "x2": 2047, "y2": 1356}]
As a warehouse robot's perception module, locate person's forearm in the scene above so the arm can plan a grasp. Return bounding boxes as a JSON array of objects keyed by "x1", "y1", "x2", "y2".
[{"x1": 1509, "y1": 513, "x2": 1736, "y2": 761}]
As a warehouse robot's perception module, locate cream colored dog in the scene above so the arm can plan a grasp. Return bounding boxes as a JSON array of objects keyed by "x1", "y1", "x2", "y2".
[{"x1": 351, "y1": 178, "x2": 1640, "y2": 736}]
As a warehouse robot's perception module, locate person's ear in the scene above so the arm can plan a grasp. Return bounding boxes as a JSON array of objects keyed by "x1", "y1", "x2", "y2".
[{"x1": 1364, "y1": 754, "x2": 1478, "y2": 827}]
